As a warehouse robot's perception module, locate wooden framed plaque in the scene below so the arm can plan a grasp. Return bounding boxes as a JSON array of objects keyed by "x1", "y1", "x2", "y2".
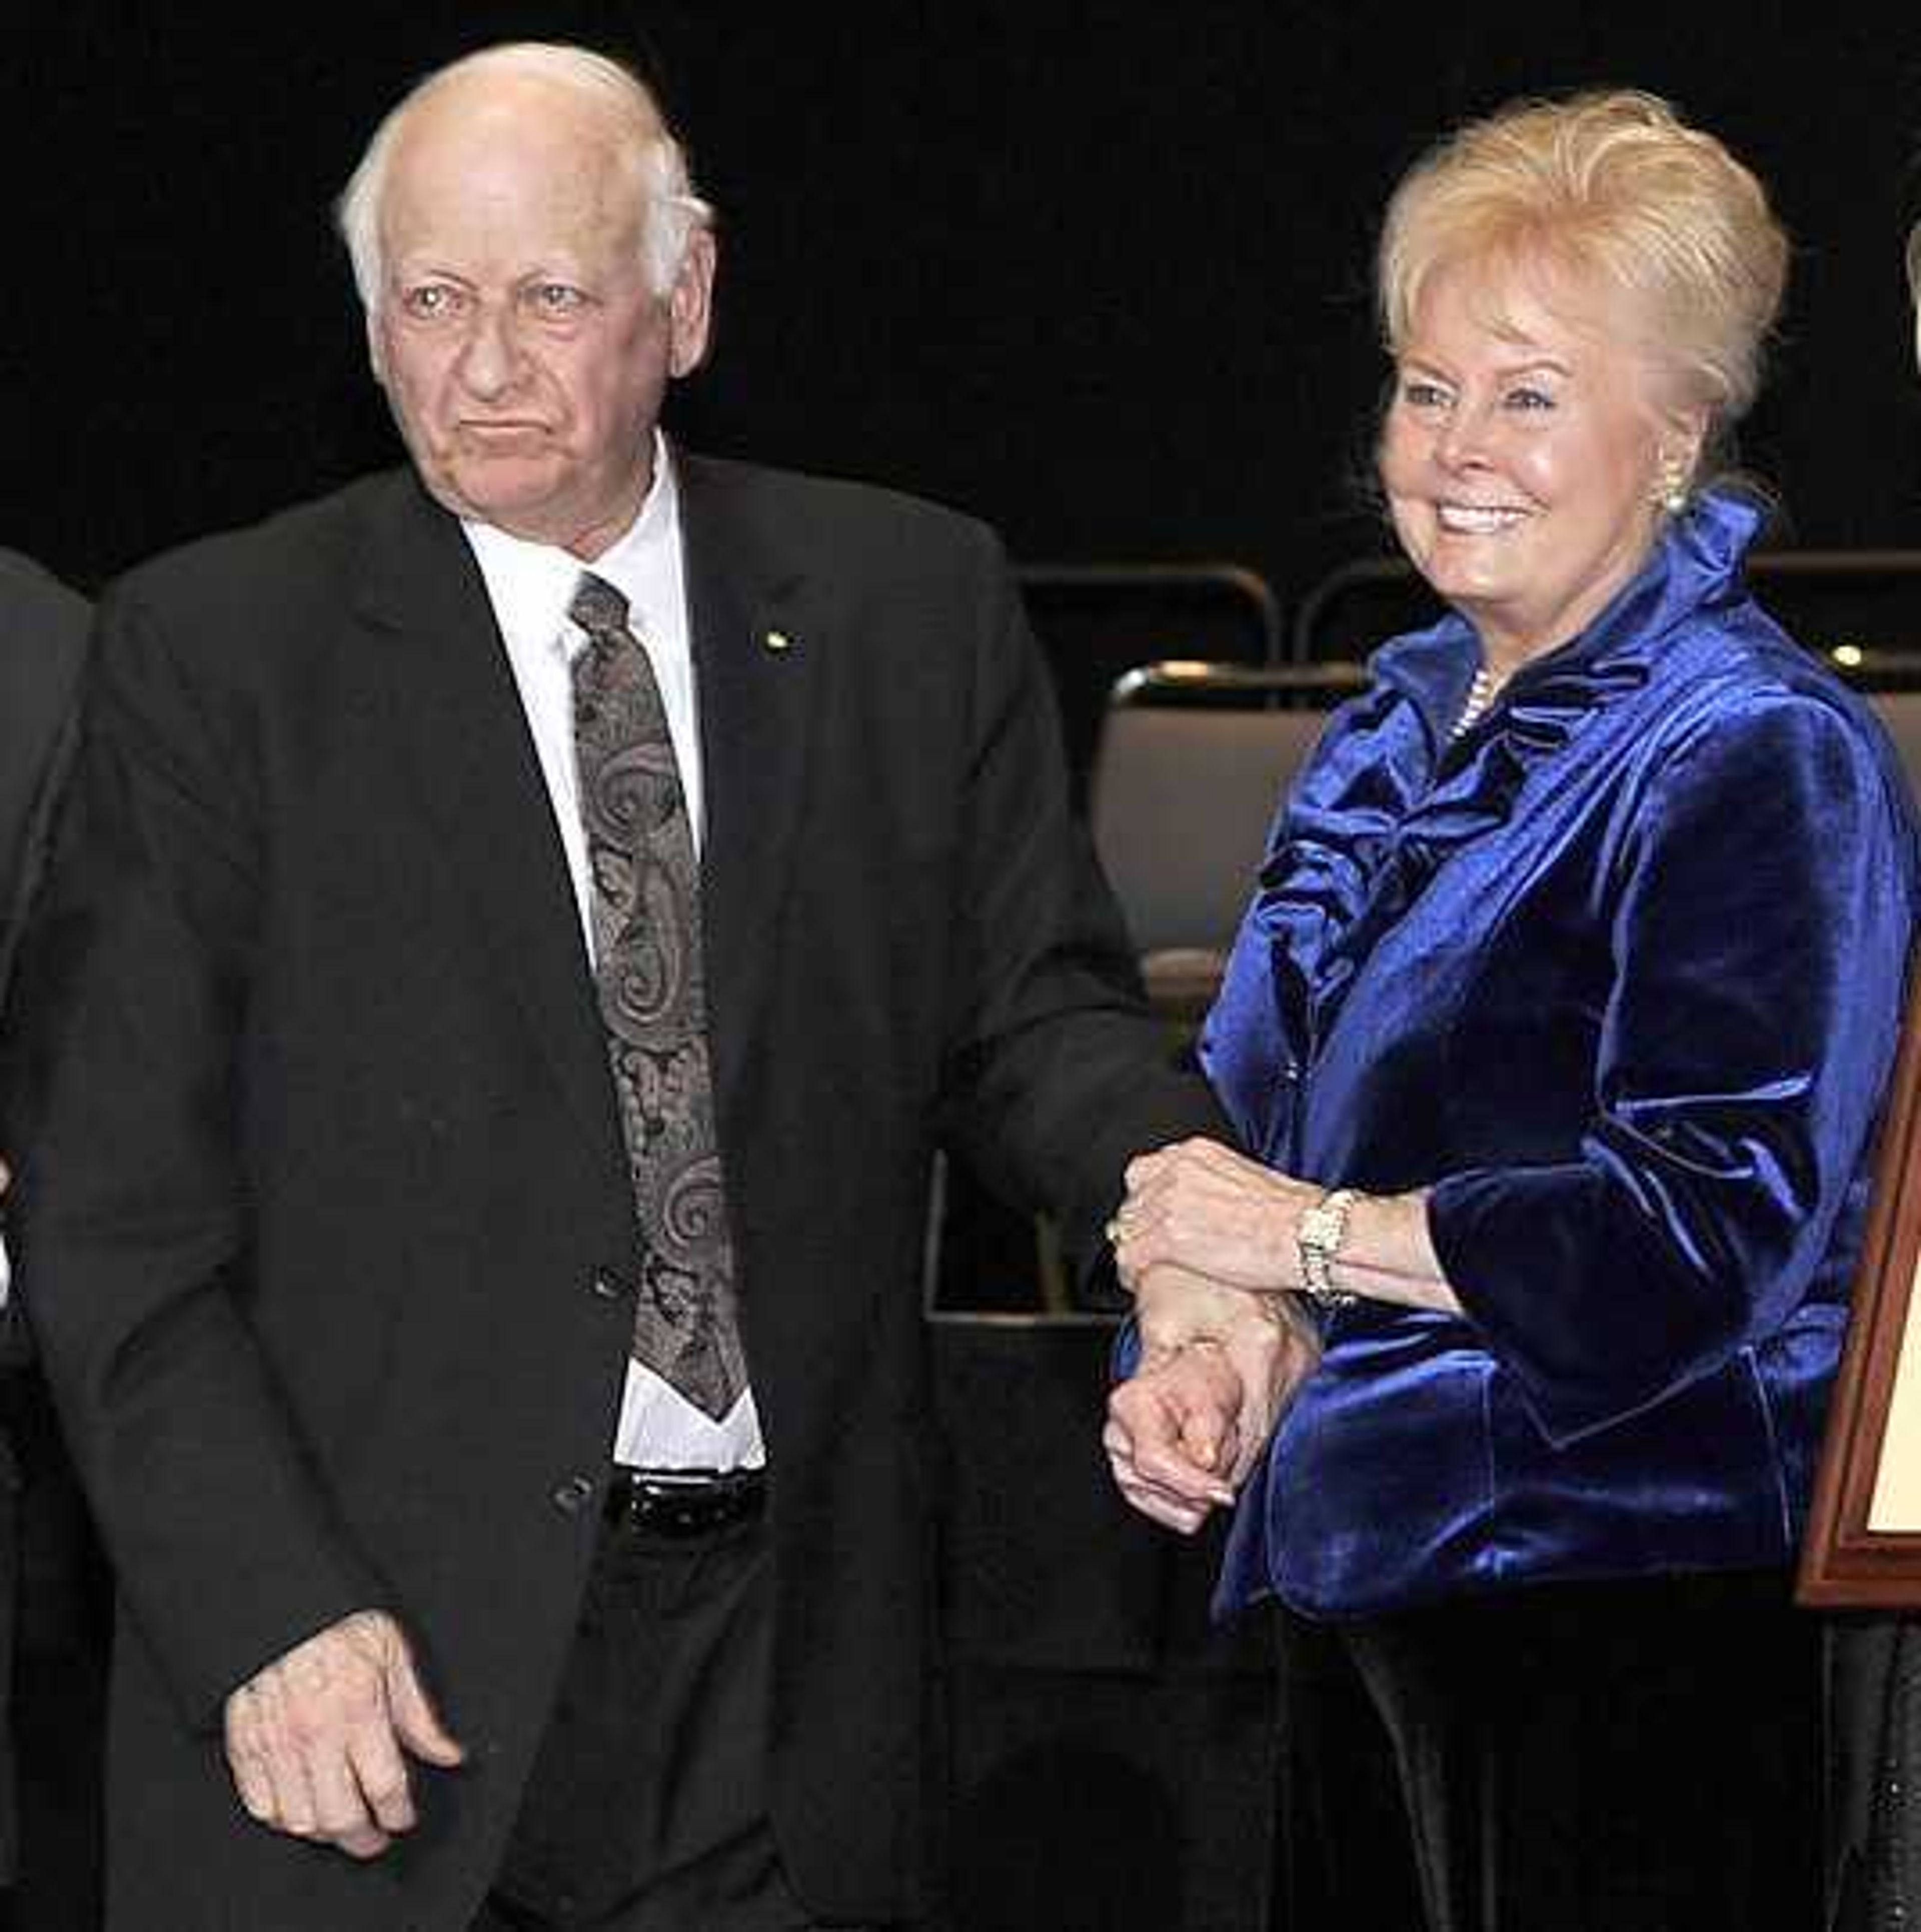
[{"x1": 1800, "y1": 977, "x2": 1921, "y2": 1606}]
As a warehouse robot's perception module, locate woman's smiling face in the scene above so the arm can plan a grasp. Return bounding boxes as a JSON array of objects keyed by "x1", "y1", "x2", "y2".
[{"x1": 1379, "y1": 257, "x2": 1696, "y2": 671}]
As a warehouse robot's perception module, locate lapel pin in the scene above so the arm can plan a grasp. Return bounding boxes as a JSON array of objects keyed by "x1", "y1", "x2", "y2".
[{"x1": 763, "y1": 628, "x2": 793, "y2": 654}]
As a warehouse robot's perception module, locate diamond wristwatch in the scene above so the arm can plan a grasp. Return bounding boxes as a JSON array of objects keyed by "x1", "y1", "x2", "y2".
[{"x1": 1295, "y1": 1185, "x2": 1361, "y2": 1309}]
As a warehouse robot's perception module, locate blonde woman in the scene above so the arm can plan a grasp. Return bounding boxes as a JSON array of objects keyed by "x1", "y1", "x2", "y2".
[{"x1": 1106, "y1": 91, "x2": 1920, "y2": 1929}]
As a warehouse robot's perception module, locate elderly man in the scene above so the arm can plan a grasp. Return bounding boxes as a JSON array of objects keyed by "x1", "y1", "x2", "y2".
[{"x1": 16, "y1": 40, "x2": 1295, "y2": 1932}]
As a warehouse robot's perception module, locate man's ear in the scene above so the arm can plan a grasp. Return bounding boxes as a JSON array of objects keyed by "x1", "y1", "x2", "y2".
[
  {"x1": 365, "y1": 308, "x2": 390, "y2": 389},
  {"x1": 666, "y1": 229, "x2": 717, "y2": 379}
]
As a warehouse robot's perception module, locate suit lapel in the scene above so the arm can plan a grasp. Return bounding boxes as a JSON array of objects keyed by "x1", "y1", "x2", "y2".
[
  {"x1": 352, "y1": 474, "x2": 620, "y2": 1159},
  {"x1": 677, "y1": 454, "x2": 816, "y2": 1124}
]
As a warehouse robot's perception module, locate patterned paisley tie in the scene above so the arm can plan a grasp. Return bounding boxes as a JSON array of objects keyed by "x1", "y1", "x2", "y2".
[{"x1": 568, "y1": 572, "x2": 746, "y2": 1418}]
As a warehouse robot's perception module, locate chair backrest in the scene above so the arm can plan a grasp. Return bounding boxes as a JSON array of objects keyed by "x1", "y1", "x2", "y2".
[
  {"x1": 1018, "y1": 562, "x2": 1283, "y2": 812},
  {"x1": 1090, "y1": 705, "x2": 1323, "y2": 955},
  {"x1": 1088, "y1": 664, "x2": 1360, "y2": 964}
]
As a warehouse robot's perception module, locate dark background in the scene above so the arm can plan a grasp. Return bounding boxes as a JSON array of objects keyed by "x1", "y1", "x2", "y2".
[{"x1": 15, "y1": 6, "x2": 1921, "y2": 622}]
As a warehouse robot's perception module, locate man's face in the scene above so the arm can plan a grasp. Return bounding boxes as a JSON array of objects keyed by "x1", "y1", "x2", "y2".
[{"x1": 369, "y1": 77, "x2": 713, "y2": 560}]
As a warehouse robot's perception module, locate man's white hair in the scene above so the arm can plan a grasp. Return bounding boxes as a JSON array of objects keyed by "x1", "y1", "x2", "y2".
[{"x1": 336, "y1": 41, "x2": 714, "y2": 310}]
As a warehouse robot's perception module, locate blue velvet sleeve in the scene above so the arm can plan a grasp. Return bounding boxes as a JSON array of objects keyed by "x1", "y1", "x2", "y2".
[{"x1": 1428, "y1": 693, "x2": 1913, "y2": 1445}]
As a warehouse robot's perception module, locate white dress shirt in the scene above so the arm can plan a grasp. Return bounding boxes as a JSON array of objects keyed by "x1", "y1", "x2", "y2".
[{"x1": 462, "y1": 437, "x2": 765, "y2": 1472}]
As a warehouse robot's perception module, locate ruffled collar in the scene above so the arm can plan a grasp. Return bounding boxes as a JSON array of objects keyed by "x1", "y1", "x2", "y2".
[{"x1": 1214, "y1": 488, "x2": 1768, "y2": 1153}]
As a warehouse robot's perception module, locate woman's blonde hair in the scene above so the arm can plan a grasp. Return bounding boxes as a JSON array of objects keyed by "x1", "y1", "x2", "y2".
[{"x1": 1378, "y1": 90, "x2": 1787, "y2": 437}]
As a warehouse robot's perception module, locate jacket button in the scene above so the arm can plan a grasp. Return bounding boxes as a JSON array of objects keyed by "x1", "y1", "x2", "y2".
[{"x1": 552, "y1": 1476, "x2": 595, "y2": 1514}]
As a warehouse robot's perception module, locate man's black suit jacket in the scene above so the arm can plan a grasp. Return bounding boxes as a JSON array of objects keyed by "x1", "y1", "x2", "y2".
[
  {"x1": 16, "y1": 455, "x2": 1224, "y2": 1930},
  {"x1": 0, "y1": 550, "x2": 88, "y2": 1886}
]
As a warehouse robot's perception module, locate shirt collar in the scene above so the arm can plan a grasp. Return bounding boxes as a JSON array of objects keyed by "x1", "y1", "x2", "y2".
[{"x1": 461, "y1": 430, "x2": 681, "y2": 659}]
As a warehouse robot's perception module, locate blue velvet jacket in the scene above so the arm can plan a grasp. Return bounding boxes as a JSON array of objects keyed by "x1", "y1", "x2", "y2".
[{"x1": 1205, "y1": 491, "x2": 1920, "y2": 1620}]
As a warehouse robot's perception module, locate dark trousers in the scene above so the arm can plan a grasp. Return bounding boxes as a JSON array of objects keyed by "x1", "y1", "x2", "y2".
[
  {"x1": 1273, "y1": 1569, "x2": 1824, "y2": 1932},
  {"x1": 474, "y1": 1508, "x2": 812, "y2": 1932}
]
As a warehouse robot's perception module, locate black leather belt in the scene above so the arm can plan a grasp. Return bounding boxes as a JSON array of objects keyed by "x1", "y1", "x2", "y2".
[{"x1": 602, "y1": 1466, "x2": 767, "y2": 1538}]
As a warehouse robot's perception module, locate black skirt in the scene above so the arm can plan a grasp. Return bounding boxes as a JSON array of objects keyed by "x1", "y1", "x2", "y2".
[{"x1": 1271, "y1": 1568, "x2": 1824, "y2": 1932}]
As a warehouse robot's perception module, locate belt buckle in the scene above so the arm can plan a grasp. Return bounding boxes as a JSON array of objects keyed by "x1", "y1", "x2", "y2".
[{"x1": 606, "y1": 1466, "x2": 765, "y2": 1538}]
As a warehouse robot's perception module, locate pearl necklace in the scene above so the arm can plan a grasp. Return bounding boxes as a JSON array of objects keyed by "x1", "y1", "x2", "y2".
[{"x1": 1449, "y1": 665, "x2": 1502, "y2": 740}]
